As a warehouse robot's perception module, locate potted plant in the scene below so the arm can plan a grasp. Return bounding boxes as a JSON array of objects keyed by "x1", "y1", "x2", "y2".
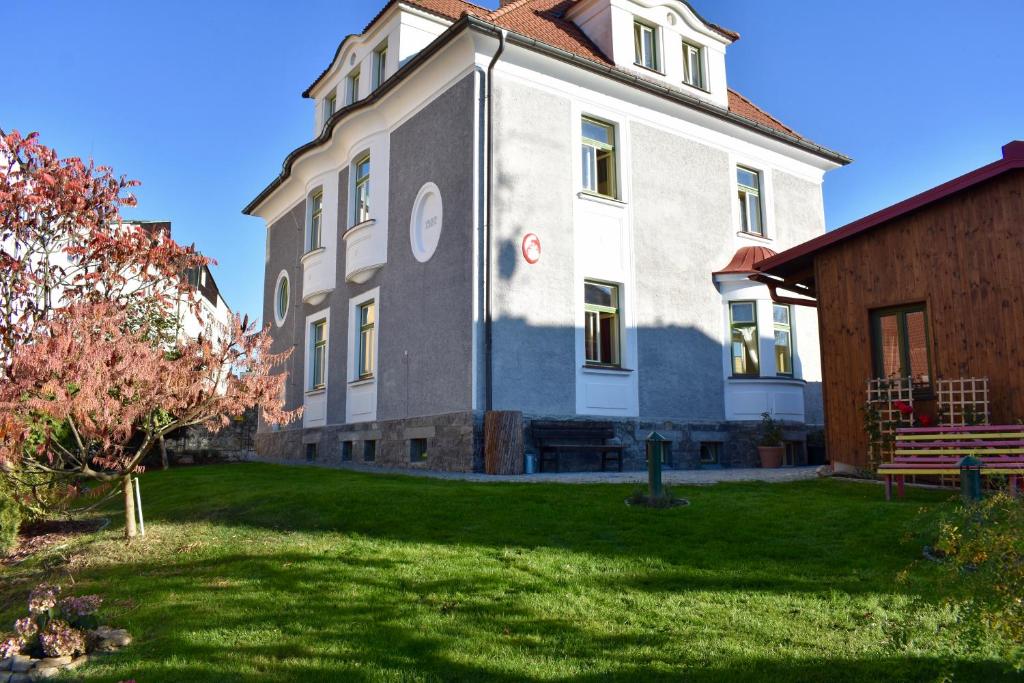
[{"x1": 757, "y1": 412, "x2": 784, "y2": 468}]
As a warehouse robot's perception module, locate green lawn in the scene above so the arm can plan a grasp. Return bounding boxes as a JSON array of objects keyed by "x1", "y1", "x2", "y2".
[{"x1": 0, "y1": 464, "x2": 1013, "y2": 682}]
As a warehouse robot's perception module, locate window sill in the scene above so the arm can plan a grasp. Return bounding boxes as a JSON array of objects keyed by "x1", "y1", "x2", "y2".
[
  {"x1": 577, "y1": 192, "x2": 626, "y2": 208},
  {"x1": 305, "y1": 387, "x2": 327, "y2": 397},
  {"x1": 349, "y1": 377, "x2": 376, "y2": 388},
  {"x1": 301, "y1": 247, "x2": 326, "y2": 264},
  {"x1": 633, "y1": 62, "x2": 665, "y2": 76},
  {"x1": 582, "y1": 365, "x2": 634, "y2": 375},
  {"x1": 727, "y1": 376, "x2": 805, "y2": 385},
  {"x1": 346, "y1": 218, "x2": 376, "y2": 233},
  {"x1": 736, "y1": 231, "x2": 772, "y2": 243}
]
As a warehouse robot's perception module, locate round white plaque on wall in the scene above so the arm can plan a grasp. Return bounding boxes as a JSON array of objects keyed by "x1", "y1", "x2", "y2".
[{"x1": 410, "y1": 182, "x2": 443, "y2": 263}]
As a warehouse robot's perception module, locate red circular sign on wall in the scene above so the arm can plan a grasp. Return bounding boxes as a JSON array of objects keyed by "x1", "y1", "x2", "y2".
[{"x1": 522, "y1": 233, "x2": 541, "y2": 264}]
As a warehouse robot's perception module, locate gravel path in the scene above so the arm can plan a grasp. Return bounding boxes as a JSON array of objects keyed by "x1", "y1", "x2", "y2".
[{"x1": 245, "y1": 456, "x2": 820, "y2": 485}]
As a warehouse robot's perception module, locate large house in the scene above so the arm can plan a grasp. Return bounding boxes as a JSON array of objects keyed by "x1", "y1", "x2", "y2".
[
  {"x1": 756, "y1": 141, "x2": 1024, "y2": 472},
  {"x1": 245, "y1": 0, "x2": 849, "y2": 471}
]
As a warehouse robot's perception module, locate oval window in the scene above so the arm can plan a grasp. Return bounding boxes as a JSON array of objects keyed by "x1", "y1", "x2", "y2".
[
  {"x1": 410, "y1": 182, "x2": 443, "y2": 263},
  {"x1": 274, "y1": 271, "x2": 290, "y2": 327}
]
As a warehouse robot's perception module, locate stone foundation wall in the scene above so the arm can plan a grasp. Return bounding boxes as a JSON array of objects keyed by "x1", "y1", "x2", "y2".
[
  {"x1": 256, "y1": 410, "x2": 822, "y2": 474},
  {"x1": 255, "y1": 411, "x2": 483, "y2": 472},
  {"x1": 159, "y1": 409, "x2": 256, "y2": 466}
]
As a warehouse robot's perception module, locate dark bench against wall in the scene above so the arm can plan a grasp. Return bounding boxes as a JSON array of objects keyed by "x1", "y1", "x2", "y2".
[{"x1": 531, "y1": 421, "x2": 624, "y2": 473}]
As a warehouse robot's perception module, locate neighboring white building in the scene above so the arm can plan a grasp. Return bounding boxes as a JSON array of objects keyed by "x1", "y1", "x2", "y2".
[{"x1": 246, "y1": 0, "x2": 850, "y2": 471}]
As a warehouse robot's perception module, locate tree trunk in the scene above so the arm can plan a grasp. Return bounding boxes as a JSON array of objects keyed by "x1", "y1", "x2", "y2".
[
  {"x1": 484, "y1": 411, "x2": 524, "y2": 475},
  {"x1": 123, "y1": 475, "x2": 137, "y2": 539},
  {"x1": 159, "y1": 435, "x2": 169, "y2": 470}
]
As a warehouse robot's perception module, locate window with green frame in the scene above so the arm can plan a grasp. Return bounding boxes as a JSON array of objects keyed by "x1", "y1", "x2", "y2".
[
  {"x1": 354, "y1": 155, "x2": 371, "y2": 224},
  {"x1": 347, "y1": 68, "x2": 360, "y2": 104},
  {"x1": 373, "y1": 42, "x2": 388, "y2": 89},
  {"x1": 737, "y1": 166, "x2": 764, "y2": 236},
  {"x1": 773, "y1": 303, "x2": 793, "y2": 376},
  {"x1": 357, "y1": 301, "x2": 375, "y2": 379},
  {"x1": 323, "y1": 90, "x2": 337, "y2": 127},
  {"x1": 310, "y1": 319, "x2": 327, "y2": 390},
  {"x1": 307, "y1": 189, "x2": 323, "y2": 252},
  {"x1": 729, "y1": 301, "x2": 759, "y2": 377},
  {"x1": 581, "y1": 117, "x2": 617, "y2": 198},
  {"x1": 871, "y1": 304, "x2": 932, "y2": 388},
  {"x1": 584, "y1": 281, "x2": 620, "y2": 367}
]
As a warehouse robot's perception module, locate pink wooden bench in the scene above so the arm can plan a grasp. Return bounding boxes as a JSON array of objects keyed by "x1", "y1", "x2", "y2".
[{"x1": 878, "y1": 425, "x2": 1024, "y2": 500}]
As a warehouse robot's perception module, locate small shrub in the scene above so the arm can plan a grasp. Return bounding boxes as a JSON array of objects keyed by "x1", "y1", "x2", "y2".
[
  {"x1": 0, "y1": 583, "x2": 102, "y2": 659},
  {"x1": 933, "y1": 492, "x2": 1024, "y2": 669},
  {"x1": 758, "y1": 412, "x2": 783, "y2": 447}
]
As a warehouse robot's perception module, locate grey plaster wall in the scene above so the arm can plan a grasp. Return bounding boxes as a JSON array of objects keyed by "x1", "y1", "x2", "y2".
[
  {"x1": 377, "y1": 72, "x2": 476, "y2": 420},
  {"x1": 630, "y1": 122, "x2": 732, "y2": 422},
  {"x1": 327, "y1": 167, "x2": 350, "y2": 422},
  {"x1": 490, "y1": 78, "x2": 576, "y2": 415}
]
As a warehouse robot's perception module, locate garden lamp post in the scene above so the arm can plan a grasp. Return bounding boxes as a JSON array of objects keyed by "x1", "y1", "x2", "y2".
[
  {"x1": 959, "y1": 455, "x2": 982, "y2": 503},
  {"x1": 645, "y1": 432, "x2": 671, "y2": 500}
]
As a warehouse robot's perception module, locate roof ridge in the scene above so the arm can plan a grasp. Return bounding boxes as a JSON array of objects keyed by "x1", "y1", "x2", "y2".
[{"x1": 487, "y1": 0, "x2": 535, "y2": 21}]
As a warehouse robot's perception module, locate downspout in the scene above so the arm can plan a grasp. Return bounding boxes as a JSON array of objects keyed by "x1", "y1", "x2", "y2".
[{"x1": 484, "y1": 29, "x2": 507, "y2": 413}]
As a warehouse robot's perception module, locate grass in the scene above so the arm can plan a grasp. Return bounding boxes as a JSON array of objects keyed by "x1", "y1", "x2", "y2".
[{"x1": 0, "y1": 463, "x2": 1014, "y2": 682}]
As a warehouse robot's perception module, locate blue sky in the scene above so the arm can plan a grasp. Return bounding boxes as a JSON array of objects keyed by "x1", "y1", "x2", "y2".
[{"x1": 3, "y1": 0, "x2": 1021, "y2": 322}]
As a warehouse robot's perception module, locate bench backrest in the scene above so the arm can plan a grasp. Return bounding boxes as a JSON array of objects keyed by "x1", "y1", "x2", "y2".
[
  {"x1": 895, "y1": 425, "x2": 1024, "y2": 457},
  {"x1": 532, "y1": 421, "x2": 615, "y2": 442}
]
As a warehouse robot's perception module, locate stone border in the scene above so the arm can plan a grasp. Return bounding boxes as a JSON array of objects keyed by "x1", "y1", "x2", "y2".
[{"x1": 0, "y1": 627, "x2": 131, "y2": 681}]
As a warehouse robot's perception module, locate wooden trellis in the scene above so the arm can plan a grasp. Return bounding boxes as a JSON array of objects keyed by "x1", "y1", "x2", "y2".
[
  {"x1": 865, "y1": 377, "x2": 915, "y2": 466},
  {"x1": 936, "y1": 377, "x2": 991, "y2": 426}
]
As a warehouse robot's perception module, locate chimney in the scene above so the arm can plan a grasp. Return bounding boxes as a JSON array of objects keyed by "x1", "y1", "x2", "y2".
[{"x1": 1003, "y1": 140, "x2": 1024, "y2": 161}]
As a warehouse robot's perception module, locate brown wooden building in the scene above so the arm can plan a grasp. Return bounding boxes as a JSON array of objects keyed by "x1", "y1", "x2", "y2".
[{"x1": 754, "y1": 141, "x2": 1024, "y2": 470}]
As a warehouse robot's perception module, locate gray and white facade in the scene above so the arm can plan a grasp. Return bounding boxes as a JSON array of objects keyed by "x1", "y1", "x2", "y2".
[{"x1": 245, "y1": 0, "x2": 849, "y2": 471}]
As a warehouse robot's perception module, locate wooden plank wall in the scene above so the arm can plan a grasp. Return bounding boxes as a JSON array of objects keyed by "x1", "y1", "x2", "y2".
[{"x1": 814, "y1": 170, "x2": 1024, "y2": 469}]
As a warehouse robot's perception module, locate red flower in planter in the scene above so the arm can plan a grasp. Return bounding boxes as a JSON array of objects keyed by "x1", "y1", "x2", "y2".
[
  {"x1": 917, "y1": 413, "x2": 933, "y2": 427},
  {"x1": 893, "y1": 401, "x2": 914, "y2": 416}
]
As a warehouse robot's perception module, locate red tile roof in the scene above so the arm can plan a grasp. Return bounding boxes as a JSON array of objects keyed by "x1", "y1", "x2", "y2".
[
  {"x1": 308, "y1": 1, "x2": 803, "y2": 142},
  {"x1": 714, "y1": 245, "x2": 779, "y2": 276}
]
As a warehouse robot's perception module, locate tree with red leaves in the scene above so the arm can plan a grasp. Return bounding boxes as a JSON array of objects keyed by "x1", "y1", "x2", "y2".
[{"x1": 0, "y1": 130, "x2": 299, "y2": 537}]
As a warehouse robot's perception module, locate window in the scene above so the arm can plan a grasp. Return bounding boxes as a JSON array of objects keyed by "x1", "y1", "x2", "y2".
[
  {"x1": 584, "y1": 281, "x2": 621, "y2": 367},
  {"x1": 357, "y1": 301, "x2": 375, "y2": 379},
  {"x1": 581, "y1": 117, "x2": 617, "y2": 199},
  {"x1": 409, "y1": 438, "x2": 427, "y2": 463},
  {"x1": 324, "y1": 91, "x2": 337, "y2": 127},
  {"x1": 363, "y1": 440, "x2": 376, "y2": 462},
  {"x1": 633, "y1": 21, "x2": 659, "y2": 71},
  {"x1": 341, "y1": 441, "x2": 353, "y2": 462},
  {"x1": 305, "y1": 443, "x2": 318, "y2": 462},
  {"x1": 307, "y1": 189, "x2": 323, "y2": 252},
  {"x1": 773, "y1": 304, "x2": 793, "y2": 376},
  {"x1": 682, "y1": 41, "x2": 705, "y2": 89},
  {"x1": 310, "y1": 319, "x2": 327, "y2": 390},
  {"x1": 347, "y1": 69, "x2": 360, "y2": 104},
  {"x1": 737, "y1": 167, "x2": 764, "y2": 236},
  {"x1": 871, "y1": 305, "x2": 932, "y2": 389},
  {"x1": 373, "y1": 43, "x2": 388, "y2": 89},
  {"x1": 730, "y1": 301, "x2": 759, "y2": 377},
  {"x1": 699, "y1": 442, "x2": 721, "y2": 466},
  {"x1": 275, "y1": 272, "x2": 289, "y2": 325},
  {"x1": 354, "y1": 155, "x2": 371, "y2": 224}
]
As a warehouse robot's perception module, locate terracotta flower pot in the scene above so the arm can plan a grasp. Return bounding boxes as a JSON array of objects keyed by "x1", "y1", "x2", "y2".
[{"x1": 758, "y1": 445, "x2": 784, "y2": 468}]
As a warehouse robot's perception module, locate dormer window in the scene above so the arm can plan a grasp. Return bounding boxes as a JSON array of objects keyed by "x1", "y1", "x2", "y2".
[
  {"x1": 633, "y1": 21, "x2": 660, "y2": 72},
  {"x1": 682, "y1": 41, "x2": 705, "y2": 89},
  {"x1": 347, "y1": 69, "x2": 361, "y2": 105},
  {"x1": 372, "y1": 42, "x2": 388, "y2": 90},
  {"x1": 323, "y1": 91, "x2": 337, "y2": 128}
]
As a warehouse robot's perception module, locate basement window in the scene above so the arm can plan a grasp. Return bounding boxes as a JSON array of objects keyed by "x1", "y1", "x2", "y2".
[{"x1": 409, "y1": 438, "x2": 428, "y2": 463}]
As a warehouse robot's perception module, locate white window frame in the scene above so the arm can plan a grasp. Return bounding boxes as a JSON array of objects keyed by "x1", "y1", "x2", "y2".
[
  {"x1": 633, "y1": 20, "x2": 660, "y2": 72},
  {"x1": 306, "y1": 188, "x2": 324, "y2": 252},
  {"x1": 682, "y1": 40, "x2": 706, "y2": 90},
  {"x1": 323, "y1": 90, "x2": 337, "y2": 128},
  {"x1": 372, "y1": 42, "x2": 388, "y2": 90},
  {"x1": 273, "y1": 270, "x2": 290, "y2": 327}
]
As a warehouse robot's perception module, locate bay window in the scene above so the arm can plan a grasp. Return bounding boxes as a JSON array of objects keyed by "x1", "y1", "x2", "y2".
[
  {"x1": 730, "y1": 301, "x2": 759, "y2": 377},
  {"x1": 773, "y1": 304, "x2": 793, "y2": 376},
  {"x1": 354, "y1": 155, "x2": 371, "y2": 224},
  {"x1": 307, "y1": 189, "x2": 323, "y2": 252}
]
